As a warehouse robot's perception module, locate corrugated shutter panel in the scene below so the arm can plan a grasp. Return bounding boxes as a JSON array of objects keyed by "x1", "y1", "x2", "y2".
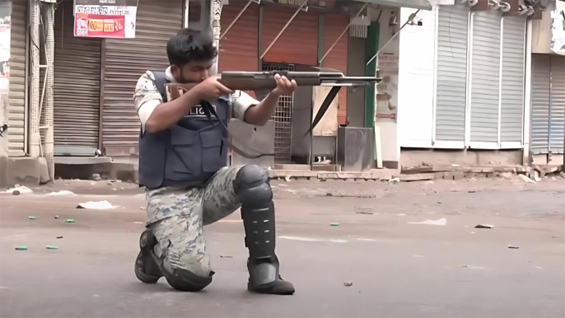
[
  {"x1": 530, "y1": 54, "x2": 550, "y2": 155},
  {"x1": 435, "y1": 4, "x2": 469, "y2": 144},
  {"x1": 549, "y1": 56, "x2": 565, "y2": 153},
  {"x1": 218, "y1": 1, "x2": 259, "y2": 72},
  {"x1": 102, "y1": 0, "x2": 182, "y2": 156},
  {"x1": 261, "y1": 5, "x2": 318, "y2": 66},
  {"x1": 500, "y1": 16, "x2": 526, "y2": 145},
  {"x1": 8, "y1": 0, "x2": 27, "y2": 156},
  {"x1": 469, "y1": 11, "x2": 501, "y2": 145},
  {"x1": 53, "y1": 0, "x2": 101, "y2": 156},
  {"x1": 322, "y1": 13, "x2": 348, "y2": 126}
]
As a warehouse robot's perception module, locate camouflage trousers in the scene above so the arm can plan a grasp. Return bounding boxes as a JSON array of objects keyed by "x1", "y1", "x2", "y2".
[{"x1": 145, "y1": 165, "x2": 244, "y2": 279}]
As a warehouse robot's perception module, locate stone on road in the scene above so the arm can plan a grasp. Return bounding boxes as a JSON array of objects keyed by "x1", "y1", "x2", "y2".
[{"x1": 0, "y1": 178, "x2": 564, "y2": 318}]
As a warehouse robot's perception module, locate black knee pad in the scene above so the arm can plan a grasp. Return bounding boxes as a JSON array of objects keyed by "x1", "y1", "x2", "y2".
[
  {"x1": 164, "y1": 266, "x2": 214, "y2": 292},
  {"x1": 234, "y1": 164, "x2": 272, "y2": 207}
]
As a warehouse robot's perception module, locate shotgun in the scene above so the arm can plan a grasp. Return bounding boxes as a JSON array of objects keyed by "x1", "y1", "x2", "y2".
[{"x1": 164, "y1": 70, "x2": 381, "y2": 159}]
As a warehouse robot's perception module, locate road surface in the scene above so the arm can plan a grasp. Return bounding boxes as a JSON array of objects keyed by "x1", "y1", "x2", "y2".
[{"x1": 1, "y1": 176, "x2": 564, "y2": 318}]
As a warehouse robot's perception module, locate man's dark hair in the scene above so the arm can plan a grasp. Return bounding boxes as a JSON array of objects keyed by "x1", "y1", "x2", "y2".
[{"x1": 166, "y1": 28, "x2": 218, "y2": 66}]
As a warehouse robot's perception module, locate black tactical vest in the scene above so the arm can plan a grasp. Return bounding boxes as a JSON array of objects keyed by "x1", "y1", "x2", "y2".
[{"x1": 138, "y1": 71, "x2": 230, "y2": 190}]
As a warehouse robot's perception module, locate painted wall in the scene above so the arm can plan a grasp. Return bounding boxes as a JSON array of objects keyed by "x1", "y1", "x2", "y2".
[
  {"x1": 0, "y1": 1, "x2": 11, "y2": 187},
  {"x1": 531, "y1": 0, "x2": 555, "y2": 54},
  {"x1": 375, "y1": 8, "x2": 401, "y2": 165},
  {"x1": 397, "y1": 7, "x2": 436, "y2": 148}
]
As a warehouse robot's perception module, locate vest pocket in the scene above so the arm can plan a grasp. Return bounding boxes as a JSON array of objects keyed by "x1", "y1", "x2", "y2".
[
  {"x1": 200, "y1": 129, "x2": 226, "y2": 173},
  {"x1": 167, "y1": 126, "x2": 199, "y2": 179}
]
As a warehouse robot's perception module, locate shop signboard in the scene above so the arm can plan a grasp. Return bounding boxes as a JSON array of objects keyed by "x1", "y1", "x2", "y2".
[{"x1": 74, "y1": 0, "x2": 138, "y2": 39}]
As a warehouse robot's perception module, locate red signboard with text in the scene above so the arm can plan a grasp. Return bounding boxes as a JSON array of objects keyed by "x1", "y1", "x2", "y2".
[{"x1": 73, "y1": 0, "x2": 138, "y2": 39}]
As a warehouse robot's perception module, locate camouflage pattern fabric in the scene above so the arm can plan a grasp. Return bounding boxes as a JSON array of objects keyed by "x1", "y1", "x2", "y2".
[{"x1": 147, "y1": 165, "x2": 243, "y2": 278}]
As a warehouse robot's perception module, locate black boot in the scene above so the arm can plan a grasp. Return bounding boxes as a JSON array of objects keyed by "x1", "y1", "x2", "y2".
[
  {"x1": 235, "y1": 165, "x2": 295, "y2": 295},
  {"x1": 134, "y1": 229, "x2": 163, "y2": 284},
  {"x1": 247, "y1": 254, "x2": 295, "y2": 295}
]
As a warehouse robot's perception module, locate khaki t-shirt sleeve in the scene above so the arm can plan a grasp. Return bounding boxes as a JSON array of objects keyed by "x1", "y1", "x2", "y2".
[
  {"x1": 231, "y1": 90, "x2": 260, "y2": 121},
  {"x1": 133, "y1": 71, "x2": 163, "y2": 132}
]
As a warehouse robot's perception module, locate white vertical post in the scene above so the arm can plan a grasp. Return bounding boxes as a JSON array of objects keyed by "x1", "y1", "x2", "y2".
[
  {"x1": 210, "y1": 0, "x2": 222, "y2": 76},
  {"x1": 29, "y1": 0, "x2": 41, "y2": 158},
  {"x1": 183, "y1": 0, "x2": 189, "y2": 28},
  {"x1": 523, "y1": 19, "x2": 533, "y2": 165},
  {"x1": 45, "y1": 3, "x2": 55, "y2": 181}
]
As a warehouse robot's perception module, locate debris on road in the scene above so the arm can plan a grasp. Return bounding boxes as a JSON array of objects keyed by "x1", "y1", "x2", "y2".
[
  {"x1": 518, "y1": 174, "x2": 536, "y2": 184},
  {"x1": 408, "y1": 218, "x2": 447, "y2": 226},
  {"x1": 65, "y1": 219, "x2": 76, "y2": 224},
  {"x1": 92, "y1": 173, "x2": 102, "y2": 181},
  {"x1": 330, "y1": 222, "x2": 340, "y2": 227},
  {"x1": 461, "y1": 265, "x2": 486, "y2": 270},
  {"x1": 28, "y1": 216, "x2": 37, "y2": 220},
  {"x1": 6, "y1": 185, "x2": 33, "y2": 195},
  {"x1": 15, "y1": 246, "x2": 28, "y2": 251},
  {"x1": 475, "y1": 224, "x2": 494, "y2": 229},
  {"x1": 343, "y1": 281, "x2": 353, "y2": 287},
  {"x1": 508, "y1": 244, "x2": 520, "y2": 249},
  {"x1": 76, "y1": 200, "x2": 118, "y2": 210},
  {"x1": 388, "y1": 178, "x2": 400, "y2": 185},
  {"x1": 397, "y1": 213, "x2": 407, "y2": 217},
  {"x1": 56, "y1": 236, "x2": 63, "y2": 239},
  {"x1": 54, "y1": 215, "x2": 59, "y2": 219},
  {"x1": 46, "y1": 245, "x2": 59, "y2": 250},
  {"x1": 356, "y1": 211, "x2": 374, "y2": 215},
  {"x1": 47, "y1": 190, "x2": 76, "y2": 196},
  {"x1": 220, "y1": 255, "x2": 233, "y2": 258}
]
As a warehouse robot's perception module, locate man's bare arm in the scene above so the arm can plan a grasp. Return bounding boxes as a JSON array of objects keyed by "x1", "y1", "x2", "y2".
[
  {"x1": 141, "y1": 76, "x2": 234, "y2": 133},
  {"x1": 144, "y1": 90, "x2": 201, "y2": 133},
  {"x1": 242, "y1": 92, "x2": 281, "y2": 126},
  {"x1": 241, "y1": 74, "x2": 297, "y2": 126}
]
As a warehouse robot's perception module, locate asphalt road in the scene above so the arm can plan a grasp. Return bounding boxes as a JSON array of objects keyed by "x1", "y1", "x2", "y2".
[{"x1": 1, "y1": 177, "x2": 564, "y2": 318}]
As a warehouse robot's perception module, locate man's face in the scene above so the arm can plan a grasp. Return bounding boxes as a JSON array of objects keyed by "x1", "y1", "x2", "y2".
[{"x1": 171, "y1": 59, "x2": 214, "y2": 83}]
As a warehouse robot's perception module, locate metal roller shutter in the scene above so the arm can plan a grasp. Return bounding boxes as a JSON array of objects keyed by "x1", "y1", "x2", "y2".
[
  {"x1": 218, "y1": 1, "x2": 259, "y2": 72},
  {"x1": 530, "y1": 54, "x2": 550, "y2": 155},
  {"x1": 102, "y1": 0, "x2": 182, "y2": 156},
  {"x1": 500, "y1": 16, "x2": 526, "y2": 146},
  {"x1": 434, "y1": 3, "x2": 469, "y2": 146},
  {"x1": 549, "y1": 56, "x2": 565, "y2": 154},
  {"x1": 53, "y1": 0, "x2": 102, "y2": 156},
  {"x1": 469, "y1": 10, "x2": 501, "y2": 146},
  {"x1": 261, "y1": 5, "x2": 318, "y2": 66},
  {"x1": 8, "y1": 0, "x2": 27, "y2": 156},
  {"x1": 322, "y1": 13, "x2": 348, "y2": 126}
]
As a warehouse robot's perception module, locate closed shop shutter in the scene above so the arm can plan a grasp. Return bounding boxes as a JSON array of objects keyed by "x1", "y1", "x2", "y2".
[
  {"x1": 8, "y1": 0, "x2": 27, "y2": 156},
  {"x1": 469, "y1": 10, "x2": 501, "y2": 146},
  {"x1": 531, "y1": 54, "x2": 550, "y2": 155},
  {"x1": 218, "y1": 1, "x2": 259, "y2": 72},
  {"x1": 434, "y1": 3, "x2": 469, "y2": 146},
  {"x1": 102, "y1": 0, "x2": 182, "y2": 156},
  {"x1": 549, "y1": 56, "x2": 565, "y2": 154},
  {"x1": 322, "y1": 13, "x2": 348, "y2": 125},
  {"x1": 53, "y1": 0, "x2": 102, "y2": 156},
  {"x1": 500, "y1": 16, "x2": 526, "y2": 146},
  {"x1": 261, "y1": 5, "x2": 318, "y2": 66}
]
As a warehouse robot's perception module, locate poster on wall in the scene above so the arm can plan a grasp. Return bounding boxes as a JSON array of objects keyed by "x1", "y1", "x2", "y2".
[
  {"x1": 551, "y1": 0, "x2": 565, "y2": 55},
  {"x1": 74, "y1": 0, "x2": 138, "y2": 39},
  {"x1": 0, "y1": 1, "x2": 11, "y2": 95}
]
